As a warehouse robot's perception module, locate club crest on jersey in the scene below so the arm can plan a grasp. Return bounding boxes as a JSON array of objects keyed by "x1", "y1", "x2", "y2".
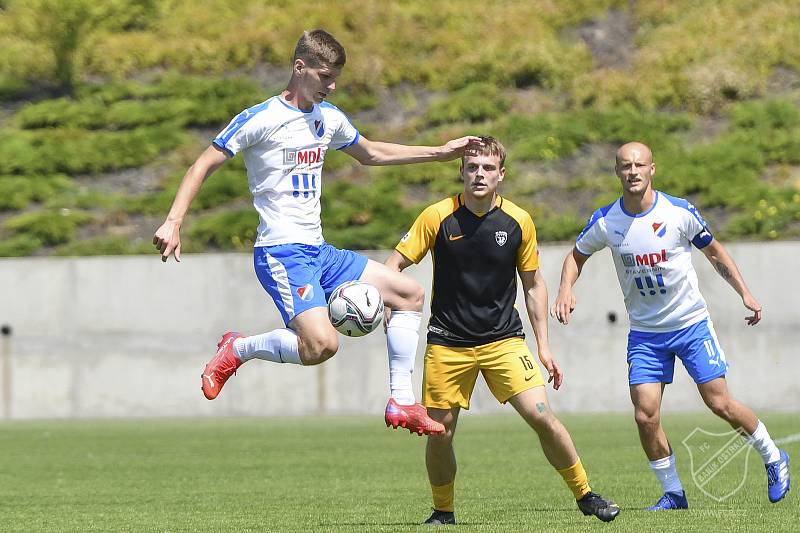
[
  {"x1": 296, "y1": 284, "x2": 314, "y2": 301},
  {"x1": 314, "y1": 119, "x2": 325, "y2": 137},
  {"x1": 652, "y1": 221, "x2": 667, "y2": 238},
  {"x1": 495, "y1": 231, "x2": 508, "y2": 246},
  {"x1": 284, "y1": 147, "x2": 322, "y2": 166}
]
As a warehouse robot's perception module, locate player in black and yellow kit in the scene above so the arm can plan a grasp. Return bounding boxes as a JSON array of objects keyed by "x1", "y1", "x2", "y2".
[{"x1": 384, "y1": 137, "x2": 620, "y2": 524}]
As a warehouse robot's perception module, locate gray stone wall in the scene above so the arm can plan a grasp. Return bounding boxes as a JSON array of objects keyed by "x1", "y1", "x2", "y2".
[{"x1": 0, "y1": 242, "x2": 797, "y2": 419}]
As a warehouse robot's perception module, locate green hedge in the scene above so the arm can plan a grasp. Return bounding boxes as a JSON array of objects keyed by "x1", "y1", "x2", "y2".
[
  {"x1": 0, "y1": 125, "x2": 187, "y2": 175},
  {"x1": 0, "y1": 174, "x2": 75, "y2": 210},
  {"x1": 185, "y1": 208, "x2": 259, "y2": 250},
  {"x1": 3, "y1": 208, "x2": 93, "y2": 245}
]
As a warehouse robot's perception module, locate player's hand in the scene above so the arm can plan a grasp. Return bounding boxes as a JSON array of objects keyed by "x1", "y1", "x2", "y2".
[
  {"x1": 743, "y1": 293, "x2": 762, "y2": 326},
  {"x1": 439, "y1": 136, "x2": 484, "y2": 161},
  {"x1": 550, "y1": 288, "x2": 575, "y2": 325},
  {"x1": 153, "y1": 220, "x2": 182, "y2": 262},
  {"x1": 538, "y1": 348, "x2": 563, "y2": 390}
]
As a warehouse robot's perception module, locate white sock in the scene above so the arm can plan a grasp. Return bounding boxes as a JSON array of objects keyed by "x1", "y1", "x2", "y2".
[
  {"x1": 233, "y1": 328, "x2": 302, "y2": 365},
  {"x1": 386, "y1": 310, "x2": 421, "y2": 405},
  {"x1": 649, "y1": 453, "x2": 684, "y2": 494},
  {"x1": 747, "y1": 420, "x2": 781, "y2": 464}
]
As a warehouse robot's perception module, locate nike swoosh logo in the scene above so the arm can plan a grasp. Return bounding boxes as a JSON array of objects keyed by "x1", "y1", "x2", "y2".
[
  {"x1": 448, "y1": 234, "x2": 464, "y2": 241},
  {"x1": 524, "y1": 375, "x2": 534, "y2": 381}
]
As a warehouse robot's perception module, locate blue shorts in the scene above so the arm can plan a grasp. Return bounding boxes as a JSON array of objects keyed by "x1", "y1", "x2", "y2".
[
  {"x1": 254, "y1": 243, "x2": 369, "y2": 325},
  {"x1": 627, "y1": 318, "x2": 728, "y2": 385}
]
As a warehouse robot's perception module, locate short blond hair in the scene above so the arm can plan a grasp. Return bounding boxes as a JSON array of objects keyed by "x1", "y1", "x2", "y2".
[
  {"x1": 293, "y1": 29, "x2": 346, "y2": 68},
  {"x1": 463, "y1": 136, "x2": 506, "y2": 167}
]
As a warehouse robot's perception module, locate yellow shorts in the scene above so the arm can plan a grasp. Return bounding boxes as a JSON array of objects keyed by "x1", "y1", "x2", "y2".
[{"x1": 422, "y1": 337, "x2": 545, "y2": 410}]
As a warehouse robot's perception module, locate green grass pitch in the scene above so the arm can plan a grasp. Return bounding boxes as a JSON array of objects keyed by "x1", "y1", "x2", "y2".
[{"x1": 1, "y1": 413, "x2": 797, "y2": 532}]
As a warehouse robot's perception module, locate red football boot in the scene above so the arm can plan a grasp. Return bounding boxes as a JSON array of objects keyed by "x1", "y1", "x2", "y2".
[
  {"x1": 384, "y1": 398, "x2": 445, "y2": 436},
  {"x1": 201, "y1": 332, "x2": 244, "y2": 400}
]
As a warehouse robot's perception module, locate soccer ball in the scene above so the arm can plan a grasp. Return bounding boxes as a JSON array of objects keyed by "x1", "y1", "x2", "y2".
[{"x1": 327, "y1": 281, "x2": 384, "y2": 337}]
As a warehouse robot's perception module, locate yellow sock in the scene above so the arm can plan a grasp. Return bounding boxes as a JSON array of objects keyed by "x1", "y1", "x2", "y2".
[
  {"x1": 557, "y1": 458, "x2": 591, "y2": 500},
  {"x1": 431, "y1": 481, "x2": 455, "y2": 512}
]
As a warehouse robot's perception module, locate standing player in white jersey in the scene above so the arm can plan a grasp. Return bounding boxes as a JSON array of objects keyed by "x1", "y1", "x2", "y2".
[
  {"x1": 551, "y1": 142, "x2": 790, "y2": 509},
  {"x1": 153, "y1": 29, "x2": 480, "y2": 436}
]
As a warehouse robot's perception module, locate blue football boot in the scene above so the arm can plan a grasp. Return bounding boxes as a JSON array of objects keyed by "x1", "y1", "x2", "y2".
[
  {"x1": 766, "y1": 449, "x2": 790, "y2": 503},
  {"x1": 647, "y1": 490, "x2": 688, "y2": 510}
]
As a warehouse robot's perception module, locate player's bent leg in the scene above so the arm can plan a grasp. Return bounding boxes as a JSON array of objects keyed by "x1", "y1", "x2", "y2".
[
  {"x1": 698, "y1": 378, "x2": 792, "y2": 502},
  {"x1": 362, "y1": 260, "x2": 443, "y2": 434},
  {"x1": 201, "y1": 331, "x2": 245, "y2": 400},
  {"x1": 360, "y1": 259, "x2": 423, "y2": 312},
  {"x1": 423, "y1": 407, "x2": 459, "y2": 525},
  {"x1": 289, "y1": 307, "x2": 339, "y2": 365},
  {"x1": 508, "y1": 386, "x2": 577, "y2": 469},
  {"x1": 385, "y1": 399, "x2": 445, "y2": 436},
  {"x1": 696, "y1": 377, "x2": 758, "y2": 433},
  {"x1": 201, "y1": 310, "x2": 333, "y2": 400},
  {"x1": 508, "y1": 388, "x2": 619, "y2": 522}
]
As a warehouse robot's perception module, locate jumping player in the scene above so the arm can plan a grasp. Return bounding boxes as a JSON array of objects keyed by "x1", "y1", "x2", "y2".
[
  {"x1": 551, "y1": 141, "x2": 790, "y2": 509},
  {"x1": 153, "y1": 29, "x2": 480, "y2": 436}
]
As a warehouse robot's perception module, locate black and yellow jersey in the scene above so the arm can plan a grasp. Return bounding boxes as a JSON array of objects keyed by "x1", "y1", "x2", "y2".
[{"x1": 396, "y1": 194, "x2": 539, "y2": 347}]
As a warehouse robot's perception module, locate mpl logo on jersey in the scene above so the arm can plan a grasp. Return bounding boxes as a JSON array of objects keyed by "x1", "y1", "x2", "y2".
[
  {"x1": 284, "y1": 147, "x2": 323, "y2": 166},
  {"x1": 622, "y1": 249, "x2": 668, "y2": 267}
]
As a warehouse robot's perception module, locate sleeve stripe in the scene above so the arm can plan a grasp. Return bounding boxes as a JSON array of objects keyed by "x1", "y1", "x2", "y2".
[
  {"x1": 214, "y1": 99, "x2": 273, "y2": 149},
  {"x1": 212, "y1": 140, "x2": 234, "y2": 157},
  {"x1": 576, "y1": 201, "x2": 615, "y2": 242},
  {"x1": 336, "y1": 131, "x2": 360, "y2": 150}
]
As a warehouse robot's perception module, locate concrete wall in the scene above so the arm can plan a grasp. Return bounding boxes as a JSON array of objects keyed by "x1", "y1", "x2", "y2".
[{"x1": 0, "y1": 242, "x2": 798, "y2": 419}]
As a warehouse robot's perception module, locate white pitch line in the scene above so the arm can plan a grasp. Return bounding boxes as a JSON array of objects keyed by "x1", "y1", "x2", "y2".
[{"x1": 775, "y1": 432, "x2": 800, "y2": 446}]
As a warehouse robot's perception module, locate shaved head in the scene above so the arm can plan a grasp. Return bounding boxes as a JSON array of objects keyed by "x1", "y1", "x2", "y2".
[
  {"x1": 616, "y1": 142, "x2": 653, "y2": 165},
  {"x1": 614, "y1": 141, "x2": 656, "y2": 204}
]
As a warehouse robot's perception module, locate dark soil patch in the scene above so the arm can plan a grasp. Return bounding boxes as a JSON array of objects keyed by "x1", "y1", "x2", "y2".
[{"x1": 571, "y1": 8, "x2": 635, "y2": 70}]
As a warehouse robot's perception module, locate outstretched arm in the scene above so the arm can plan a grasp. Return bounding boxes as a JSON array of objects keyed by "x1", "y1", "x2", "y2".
[
  {"x1": 383, "y1": 250, "x2": 415, "y2": 273},
  {"x1": 700, "y1": 238, "x2": 762, "y2": 325},
  {"x1": 152, "y1": 145, "x2": 229, "y2": 262},
  {"x1": 550, "y1": 248, "x2": 590, "y2": 325},
  {"x1": 520, "y1": 269, "x2": 562, "y2": 390},
  {"x1": 342, "y1": 135, "x2": 483, "y2": 166}
]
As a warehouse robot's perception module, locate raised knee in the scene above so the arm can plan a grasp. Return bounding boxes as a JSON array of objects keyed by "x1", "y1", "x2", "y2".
[
  {"x1": 299, "y1": 332, "x2": 338, "y2": 365},
  {"x1": 410, "y1": 283, "x2": 425, "y2": 310}
]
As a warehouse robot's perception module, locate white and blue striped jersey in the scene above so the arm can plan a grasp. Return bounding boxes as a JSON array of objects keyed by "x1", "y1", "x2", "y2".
[
  {"x1": 575, "y1": 191, "x2": 714, "y2": 332},
  {"x1": 213, "y1": 97, "x2": 360, "y2": 246}
]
